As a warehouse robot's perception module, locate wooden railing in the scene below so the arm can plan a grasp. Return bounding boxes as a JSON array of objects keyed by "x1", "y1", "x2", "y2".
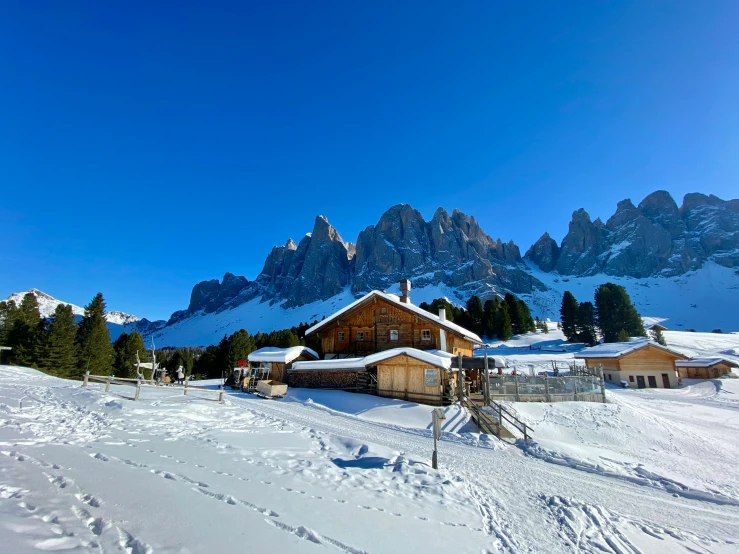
[{"x1": 82, "y1": 372, "x2": 224, "y2": 403}]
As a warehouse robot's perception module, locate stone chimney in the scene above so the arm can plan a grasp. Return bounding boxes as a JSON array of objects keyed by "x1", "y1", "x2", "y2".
[
  {"x1": 438, "y1": 307, "x2": 446, "y2": 321},
  {"x1": 399, "y1": 279, "x2": 411, "y2": 304}
]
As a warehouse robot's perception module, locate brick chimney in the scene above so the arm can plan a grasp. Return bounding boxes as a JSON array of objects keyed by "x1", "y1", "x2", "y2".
[{"x1": 399, "y1": 279, "x2": 411, "y2": 304}]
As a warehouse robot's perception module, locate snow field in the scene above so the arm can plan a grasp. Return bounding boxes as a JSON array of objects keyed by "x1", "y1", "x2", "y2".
[{"x1": 2, "y1": 362, "x2": 739, "y2": 553}]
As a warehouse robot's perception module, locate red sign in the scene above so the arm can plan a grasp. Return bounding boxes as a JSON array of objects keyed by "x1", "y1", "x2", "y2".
[{"x1": 237, "y1": 359, "x2": 247, "y2": 367}]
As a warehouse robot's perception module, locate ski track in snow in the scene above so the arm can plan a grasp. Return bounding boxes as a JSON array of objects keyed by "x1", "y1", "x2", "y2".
[{"x1": 1, "y1": 364, "x2": 739, "y2": 553}]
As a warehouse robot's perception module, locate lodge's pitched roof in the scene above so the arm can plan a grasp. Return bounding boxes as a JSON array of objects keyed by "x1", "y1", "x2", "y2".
[
  {"x1": 290, "y1": 348, "x2": 455, "y2": 372},
  {"x1": 675, "y1": 357, "x2": 739, "y2": 369},
  {"x1": 576, "y1": 339, "x2": 688, "y2": 360},
  {"x1": 305, "y1": 290, "x2": 483, "y2": 344},
  {"x1": 248, "y1": 346, "x2": 319, "y2": 364}
]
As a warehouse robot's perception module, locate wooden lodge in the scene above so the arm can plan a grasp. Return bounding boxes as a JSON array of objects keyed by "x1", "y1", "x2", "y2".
[
  {"x1": 577, "y1": 340, "x2": 687, "y2": 389},
  {"x1": 675, "y1": 357, "x2": 738, "y2": 379},
  {"x1": 305, "y1": 280, "x2": 480, "y2": 359},
  {"x1": 288, "y1": 280, "x2": 482, "y2": 405}
]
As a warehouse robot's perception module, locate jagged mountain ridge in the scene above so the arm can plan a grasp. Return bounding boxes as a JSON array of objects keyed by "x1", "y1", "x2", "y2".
[
  {"x1": 171, "y1": 205, "x2": 545, "y2": 323},
  {"x1": 526, "y1": 191, "x2": 739, "y2": 277}
]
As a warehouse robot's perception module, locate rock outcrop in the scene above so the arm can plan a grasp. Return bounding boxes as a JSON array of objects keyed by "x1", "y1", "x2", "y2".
[{"x1": 526, "y1": 190, "x2": 739, "y2": 276}]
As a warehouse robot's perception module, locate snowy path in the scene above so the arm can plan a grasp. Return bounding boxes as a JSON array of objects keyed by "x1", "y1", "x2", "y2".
[{"x1": 1, "y1": 366, "x2": 738, "y2": 553}]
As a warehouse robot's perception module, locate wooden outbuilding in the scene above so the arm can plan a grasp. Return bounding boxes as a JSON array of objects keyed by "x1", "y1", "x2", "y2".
[
  {"x1": 675, "y1": 357, "x2": 738, "y2": 379},
  {"x1": 577, "y1": 340, "x2": 688, "y2": 389},
  {"x1": 247, "y1": 346, "x2": 319, "y2": 382},
  {"x1": 290, "y1": 347, "x2": 456, "y2": 405},
  {"x1": 304, "y1": 282, "x2": 482, "y2": 358}
]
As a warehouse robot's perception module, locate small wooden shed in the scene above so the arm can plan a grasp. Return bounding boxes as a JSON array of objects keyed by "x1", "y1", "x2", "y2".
[
  {"x1": 577, "y1": 340, "x2": 687, "y2": 389},
  {"x1": 675, "y1": 357, "x2": 738, "y2": 379},
  {"x1": 247, "y1": 346, "x2": 319, "y2": 382},
  {"x1": 365, "y1": 348, "x2": 455, "y2": 405}
]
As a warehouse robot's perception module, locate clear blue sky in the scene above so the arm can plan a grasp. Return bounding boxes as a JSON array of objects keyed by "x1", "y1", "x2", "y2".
[{"x1": 2, "y1": 1, "x2": 737, "y2": 321}]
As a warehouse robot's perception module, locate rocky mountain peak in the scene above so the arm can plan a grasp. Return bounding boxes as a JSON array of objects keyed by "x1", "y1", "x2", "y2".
[
  {"x1": 526, "y1": 190, "x2": 739, "y2": 278},
  {"x1": 524, "y1": 232, "x2": 560, "y2": 272}
]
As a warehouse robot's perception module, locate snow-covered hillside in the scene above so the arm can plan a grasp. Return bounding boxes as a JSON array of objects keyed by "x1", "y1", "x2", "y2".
[
  {"x1": 149, "y1": 266, "x2": 739, "y2": 347},
  {"x1": 1, "y1": 358, "x2": 738, "y2": 553},
  {"x1": 4, "y1": 289, "x2": 140, "y2": 325},
  {"x1": 523, "y1": 261, "x2": 739, "y2": 333}
]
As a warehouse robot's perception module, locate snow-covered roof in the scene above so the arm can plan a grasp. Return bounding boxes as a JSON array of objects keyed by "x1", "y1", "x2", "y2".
[
  {"x1": 642, "y1": 316, "x2": 668, "y2": 329},
  {"x1": 305, "y1": 290, "x2": 483, "y2": 344},
  {"x1": 675, "y1": 357, "x2": 739, "y2": 368},
  {"x1": 291, "y1": 347, "x2": 454, "y2": 372},
  {"x1": 248, "y1": 346, "x2": 319, "y2": 364},
  {"x1": 576, "y1": 339, "x2": 687, "y2": 359}
]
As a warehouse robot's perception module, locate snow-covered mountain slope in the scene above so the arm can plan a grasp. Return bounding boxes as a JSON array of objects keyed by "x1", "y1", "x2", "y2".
[
  {"x1": 1, "y1": 364, "x2": 738, "y2": 553},
  {"x1": 2, "y1": 289, "x2": 167, "y2": 342},
  {"x1": 4, "y1": 289, "x2": 140, "y2": 324},
  {"x1": 149, "y1": 262, "x2": 739, "y2": 347},
  {"x1": 521, "y1": 261, "x2": 739, "y2": 333}
]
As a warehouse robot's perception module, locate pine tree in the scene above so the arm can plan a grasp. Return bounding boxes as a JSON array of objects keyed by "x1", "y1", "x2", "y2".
[
  {"x1": 503, "y1": 293, "x2": 523, "y2": 335},
  {"x1": 560, "y1": 291, "x2": 579, "y2": 341},
  {"x1": 76, "y1": 293, "x2": 113, "y2": 377},
  {"x1": 576, "y1": 301, "x2": 597, "y2": 346},
  {"x1": 594, "y1": 283, "x2": 646, "y2": 343},
  {"x1": 517, "y1": 299, "x2": 536, "y2": 333},
  {"x1": 0, "y1": 300, "x2": 19, "y2": 347},
  {"x1": 40, "y1": 304, "x2": 78, "y2": 377},
  {"x1": 650, "y1": 327, "x2": 667, "y2": 346},
  {"x1": 8, "y1": 293, "x2": 43, "y2": 367},
  {"x1": 227, "y1": 329, "x2": 256, "y2": 370},
  {"x1": 617, "y1": 329, "x2": 630, "y2": 342},
  {"x1": 465, "y1": 296, "x2": 484, "y2": 337},
  {"x1": 112, "y1": 331, "x2": 148, "y2": 378},
  {"x1": 494, "y1": 303, "x2": 512, "y2": 341},
  {"x1": 482, "y1": 299, "x2": 498, "y2": 338}
]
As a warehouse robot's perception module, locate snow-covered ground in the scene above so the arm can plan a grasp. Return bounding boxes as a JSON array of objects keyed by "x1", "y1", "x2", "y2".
[
  {"x1": 2, "y1": 361, "x2": 739, "y2": 553},
  {"x1": 524, "y1": 261, "x2": 739, "y2": 334},
  {"x1": 476, "y1": 325, "x2": 739, "y2": 374}
]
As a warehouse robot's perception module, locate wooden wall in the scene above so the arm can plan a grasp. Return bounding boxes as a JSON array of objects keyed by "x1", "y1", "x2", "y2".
[
  {"x1": 618, "y1": 346, "x2": 681, "y2": 375},
  {"x1": 375, "y1": 355, "x2": 447, "y2": 405},
  {"x1": 677, "y1": 363, "x2": 733, "y2": 379},
  {"x1": 318, "y1": 296, "x2": 475, "y2": 356}
]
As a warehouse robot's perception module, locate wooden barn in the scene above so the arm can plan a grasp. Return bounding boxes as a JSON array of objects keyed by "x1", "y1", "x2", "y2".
[
  {"x1": 675, "y1": 357, "x2": 738, "y2": 379},
  {"x1": 304, "y1": 280, "x2": 482, "y2": 358},
  {"x1": 247, "y1": 346, "x2": 319, "y2": 382},
  {"x1": 577, "y1": 340, "x2": 688, "y2": 389}
]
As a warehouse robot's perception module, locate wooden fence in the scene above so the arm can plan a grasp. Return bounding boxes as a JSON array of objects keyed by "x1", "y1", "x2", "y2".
[{"x1": 82, "y1": 372, "x2": 224, "y2": 403}]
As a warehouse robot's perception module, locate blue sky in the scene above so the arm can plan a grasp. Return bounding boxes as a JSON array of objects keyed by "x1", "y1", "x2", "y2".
[{"x1": 1, "y1": 1, "x2": 737, "y2": 320}]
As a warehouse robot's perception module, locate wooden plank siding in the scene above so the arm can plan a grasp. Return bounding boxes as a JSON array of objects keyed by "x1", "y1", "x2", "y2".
[
  {"x1": 581, "y1": 344, "x2": 686, "y2": 389},
  {"x1": 375, "y1": 355, "x2": 449, "y2": 405},
  {"x1": 317, "y1": 296, "x2": 475, "y2": 357},
  {"x1": 677, "y1": 362, "x2": 733, "y2": 379}
]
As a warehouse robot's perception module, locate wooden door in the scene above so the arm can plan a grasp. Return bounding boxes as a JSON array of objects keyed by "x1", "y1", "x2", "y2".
[
  {"x1": 661, "y1": 373, "x2": 670, "y2": 388},
  {"x1": 648, "y1": 375, "x2": 657, "y2": 388},
  {"x1": 636, "y1": 376, "x2": 646, "y2": 389}
]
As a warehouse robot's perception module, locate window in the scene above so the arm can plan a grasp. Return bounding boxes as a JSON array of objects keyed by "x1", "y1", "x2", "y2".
[
  {"x1": 629, "y1": 375, "x2": 634, "y2": 382},
  {"x1": 381, "y1": 307, "x2": 387, "y2": 314},
  {"x1": 390, "y1": 329, "x2": 399, "y2": 341},
  {"x1": 356, "y1": 331, "x2": 364, "y2": 342},
  {"x1": 421, "y1": 329, "x2": 431, "y2": 341},
  {"x1": 608, "y1": 373, "x2": 612, "y2": 381},
  {"x1": 337, "y1": 332, "x2": 345, "y2": 342},
  {"x1": 424, "y1": 369, "x2": 439, "y2": 386}
]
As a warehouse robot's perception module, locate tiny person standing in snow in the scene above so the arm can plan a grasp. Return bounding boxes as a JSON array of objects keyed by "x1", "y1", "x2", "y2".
[{"x1": 177, "y1": 366, "x2": 185, "y2": 385}]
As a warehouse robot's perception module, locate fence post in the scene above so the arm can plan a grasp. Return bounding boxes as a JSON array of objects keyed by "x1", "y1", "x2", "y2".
[
  {"x1": 83, "y1": 371, "x2": 89, "y2": 387},
  {"x1": 514, "y1": 372, "x2": 520, "y2": 402},
  {"x1": 218, "y1": 386, "x2": 224, "y2": 404},
  {"x1": 105, "y1": 378, "x2": 111, "y2": 393},
  {"x1": 544, "y1": 373, "x2": 550, "y2": 402},
  {"x1": 457, "y1": 353, "x2": 464, "y2": 403},
  {"x1": 598, "y1": 364, "x2": 606, "y2": 403},
  {"x1": 573, "y1": 376, "x2": 578, "y2": 401},
  {"x1": 184, "y1": 380, "x2": 188, "y2": 396},
  {"x1": 483, "y1": 354, "x2": 490, "y2": 404},
  {"x1": 134, "y1": 380, "x2": 141, "y2": 401}
]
